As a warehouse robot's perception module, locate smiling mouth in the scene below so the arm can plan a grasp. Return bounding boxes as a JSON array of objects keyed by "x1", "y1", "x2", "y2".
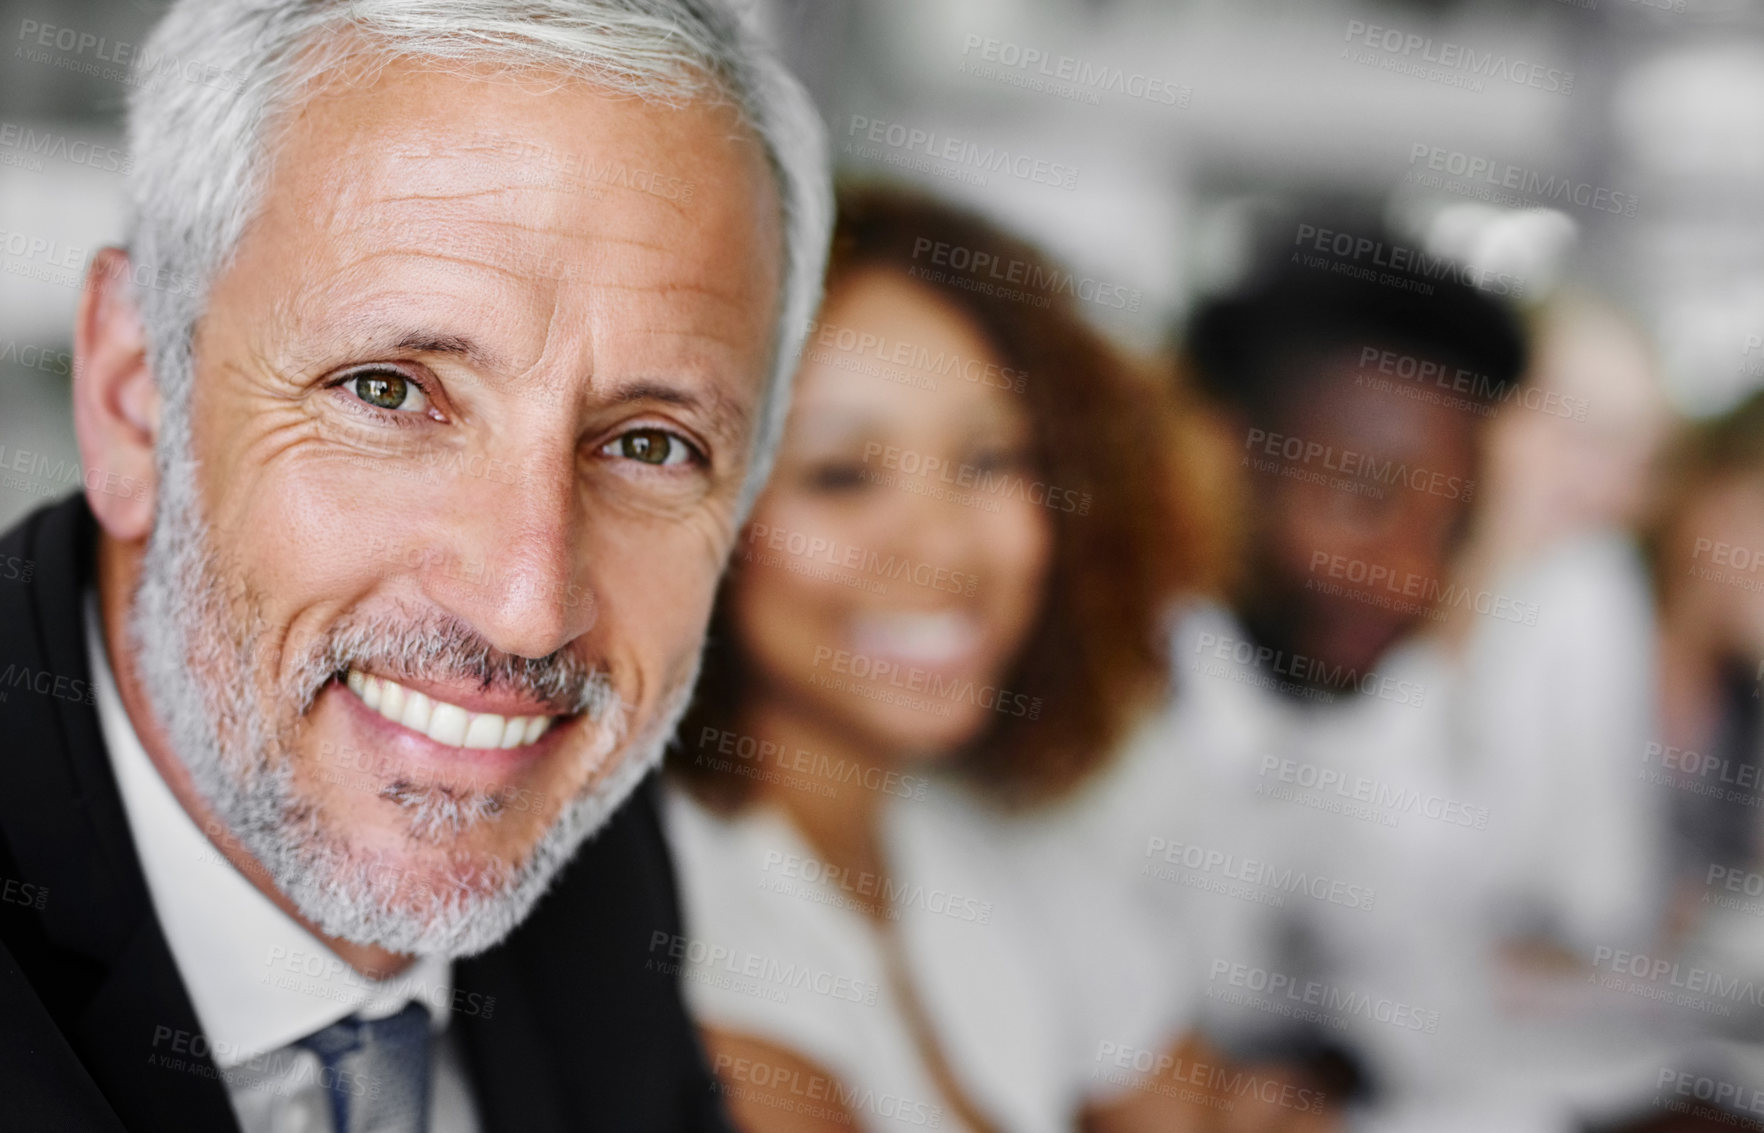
[
  {"x1": 345, "y1": 669, "x2": 558, "y2": 750},
  {"x1": 851, "y1": 610, "x2": 985, "y2": 668}
]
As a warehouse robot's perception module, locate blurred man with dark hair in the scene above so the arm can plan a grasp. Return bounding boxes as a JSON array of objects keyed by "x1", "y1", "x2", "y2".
[
  {"x1": 1034, "y1": 217, "x2": 1555, "y2": 1129},
  {"x1": 1186, "y1": 223, "x2": 1528, "y2": 694}
]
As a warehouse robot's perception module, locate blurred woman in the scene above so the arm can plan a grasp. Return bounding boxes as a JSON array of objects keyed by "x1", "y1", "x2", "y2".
[
  {"x1": 662, "y1": 187, "x2": 1219, "y2": 1132},
  {"x1": 1643, "y1": 391, "x2": 1764, "y2": 956}
]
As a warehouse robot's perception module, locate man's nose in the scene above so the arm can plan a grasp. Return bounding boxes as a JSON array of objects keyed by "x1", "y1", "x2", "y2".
[{"x1": 419, "y1": 453, "x2": 597, "y2": 660}]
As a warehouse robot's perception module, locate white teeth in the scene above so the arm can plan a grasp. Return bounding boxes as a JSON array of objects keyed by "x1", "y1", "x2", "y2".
[
  {"x1": 463, "y1": 712, "x2": 503, "y2": 749},
  {"x1": 344, "y1": 668, "x2": 558, "y2": 750},
  {"x1": 379, "y1": 680, "x2": 406, "y2": 722},
  {"x1": 428, "y1": 703, "x2": 468, "y2": 747},
  {"x1": 400, "y1": 690, "x2": 433, "y2": 733},
  {"x1": 852, "y1": 611, "x2": 982, "y2": 666}
]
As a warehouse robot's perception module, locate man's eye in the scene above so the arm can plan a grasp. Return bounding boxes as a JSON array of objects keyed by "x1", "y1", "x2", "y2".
[
  {"x1": 345, "y1": 371, "x2": 429, "y2": 413},
  {"x1": 602, "y1": 427, "x2": 698, "y2": 467}
]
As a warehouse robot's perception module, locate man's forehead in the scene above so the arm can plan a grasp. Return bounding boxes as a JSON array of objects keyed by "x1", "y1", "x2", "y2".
[
  {"x1": 256, "y1": 59, "x2": 779, "y2": 282},
  {"x1": 229, "y1": 59, "x2": 783, "y2": 390}
]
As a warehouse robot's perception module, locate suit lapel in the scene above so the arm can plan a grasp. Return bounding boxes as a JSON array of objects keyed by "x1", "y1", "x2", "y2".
[
  {"x1": 0, "y1": 496, "x2": 239, "y2": 1131},
  {"x1": 74, "y1": 918, "x2": 242, "y2": 1133},
  {"x1": 455, "y1": 941, "x2": 569, "y2": 1133}
]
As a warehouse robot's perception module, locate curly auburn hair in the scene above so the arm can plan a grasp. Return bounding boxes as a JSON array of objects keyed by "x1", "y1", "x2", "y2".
[{"x1": 669, "y1": 184, "x2": 1219, "y2": 810}]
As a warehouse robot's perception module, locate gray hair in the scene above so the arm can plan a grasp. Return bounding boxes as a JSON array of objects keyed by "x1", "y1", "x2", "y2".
[{"x1": 123, "y1": 0, "x2": 831, "y2": 512}]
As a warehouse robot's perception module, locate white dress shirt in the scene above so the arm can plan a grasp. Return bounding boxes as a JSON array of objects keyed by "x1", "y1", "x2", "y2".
[
  {"x1": 1041, "y1": 598, "x2": 1686, "y2": 1132},
  {"x1": 84, "y1": 593, "x2": 481, "y2": 1133}
]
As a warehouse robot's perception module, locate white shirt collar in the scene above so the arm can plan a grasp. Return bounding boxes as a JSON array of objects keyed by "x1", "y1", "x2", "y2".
[{"x1": 84, "y1": 592, "x2": 454, "y2": 1068}]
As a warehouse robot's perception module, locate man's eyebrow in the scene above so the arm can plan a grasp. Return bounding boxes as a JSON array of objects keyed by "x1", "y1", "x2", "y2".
[
  {"x1": 388, "y1": 330, "x2": 508, "y2": 372},
  {"x1": 612, "y1": 379, "x2": 753, "y2": 439},
  {"x1": 325, "y1": 321, "x2": 755, "y2": 436},
  {"x1": 313, "y1": 318, "x2": 513, "y2": 374}
]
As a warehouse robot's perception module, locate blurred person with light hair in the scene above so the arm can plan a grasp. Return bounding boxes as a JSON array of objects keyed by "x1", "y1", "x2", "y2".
[
  {"x1": 663, "y1": 186, "x2": 1226, "y2": 1133},
  {"x1": 1464, "y1": 295, "x2": 1672, "y2": 575},
  {"x1": 1450, "y1": 294, "x2": 1676, "y2": 979},
  {"x1": 1640, "y1": 390, "x2": 1764, "y2": 967},
  {"x1": 0, "y1": 0, "x2": 833, "y2": 1129},
  {"x1": 1551, "y1": 389, "x2": 1764, "y2": 1133}
]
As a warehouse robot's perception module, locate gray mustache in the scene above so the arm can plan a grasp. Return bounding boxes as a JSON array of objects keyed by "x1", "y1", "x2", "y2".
[{"x1": 295, "y1": 609, "x2": 619, "y2": 720}]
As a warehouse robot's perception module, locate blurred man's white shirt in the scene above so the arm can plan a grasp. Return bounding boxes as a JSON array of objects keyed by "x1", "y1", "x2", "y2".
[{"x1": 1033, "y1": 586, "x2": 1676, "y2": 1129}]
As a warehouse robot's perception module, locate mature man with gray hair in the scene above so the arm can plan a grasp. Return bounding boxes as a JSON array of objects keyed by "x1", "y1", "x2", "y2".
[{"x1": 0, "y1": 0, "x2": 830, "y2": 1129}]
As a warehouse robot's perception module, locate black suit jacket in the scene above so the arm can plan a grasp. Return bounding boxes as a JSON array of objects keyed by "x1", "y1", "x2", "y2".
[{"x1": 0, "y1": 495, "x2": 731, "y2": 1132}]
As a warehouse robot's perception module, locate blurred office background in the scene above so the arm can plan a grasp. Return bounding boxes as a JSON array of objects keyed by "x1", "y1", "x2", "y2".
[
  {"x1": 6, "y1": 0, "x2": 1764, "y2": 1127},
  {"x1": 4, "y1": 0, "x2": 1762, "y2": 528}
]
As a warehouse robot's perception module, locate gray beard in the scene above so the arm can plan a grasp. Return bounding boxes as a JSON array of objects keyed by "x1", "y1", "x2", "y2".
[{"x1": 129, "y1": 431, "x2": 692, "y2": 958}]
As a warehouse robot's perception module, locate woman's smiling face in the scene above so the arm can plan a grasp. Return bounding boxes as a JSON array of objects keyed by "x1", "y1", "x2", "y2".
[{"x1": 728, "y1": 269, "x2": 1055, "y2": 759}]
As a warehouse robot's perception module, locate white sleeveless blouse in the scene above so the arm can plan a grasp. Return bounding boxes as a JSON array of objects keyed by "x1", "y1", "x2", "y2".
[{"x1": 662, "y1": 778, "x2": 1192, "y2": 1133}]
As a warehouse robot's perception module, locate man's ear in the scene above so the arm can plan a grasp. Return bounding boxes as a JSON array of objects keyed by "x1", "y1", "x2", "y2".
[{"x1": 73, "y1": 248, "x2": 160, "y2": 540}]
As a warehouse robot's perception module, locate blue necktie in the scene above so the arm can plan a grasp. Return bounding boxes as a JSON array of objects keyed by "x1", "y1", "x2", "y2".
[{"x1": 295, "y1": 1002, "x2": 434, "y2": 1133}]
